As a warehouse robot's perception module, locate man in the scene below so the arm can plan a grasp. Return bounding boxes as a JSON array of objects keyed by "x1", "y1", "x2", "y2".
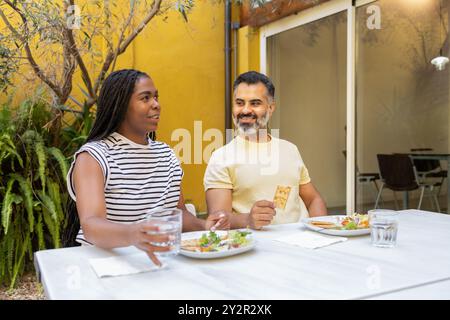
[{"x1": 204, "y1": 71, "x2": 327, "y2": 230}]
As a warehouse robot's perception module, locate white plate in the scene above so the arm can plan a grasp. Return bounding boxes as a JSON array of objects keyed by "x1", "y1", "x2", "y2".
[
  {"x1": 301, "y1": 216, "x2": 370, "y2": 237},
  {"x1": 179, "y1": 230, "x2": 255, "y2": 259}
]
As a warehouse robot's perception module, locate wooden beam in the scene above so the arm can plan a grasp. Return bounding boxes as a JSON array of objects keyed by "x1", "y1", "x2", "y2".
[{"x1": 240, "y1": 0, "x2": 330, "y2": 27}]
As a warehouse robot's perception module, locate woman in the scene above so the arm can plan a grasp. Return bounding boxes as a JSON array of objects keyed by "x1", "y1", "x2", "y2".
[{"x1": 65, "y1": 69, "x2": 229, "y2": 266}]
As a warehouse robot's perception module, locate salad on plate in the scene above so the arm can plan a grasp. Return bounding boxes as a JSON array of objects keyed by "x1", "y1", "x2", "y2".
[
  {"x1": 181, "y1": 230, "x2": 253, "y2": 253},
  {"x1": 302, "y1": 213, "x2": 371, "y2": 237},
  {"x1": 309, "y1": 213, "x2": 369, "y2": 230}
]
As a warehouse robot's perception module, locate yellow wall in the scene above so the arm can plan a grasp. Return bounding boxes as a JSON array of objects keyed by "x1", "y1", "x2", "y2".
[
  {"x1": 1, "y1": 1, "x2": 228, "y2": 213},
  {"x1": 119, "y1": 3, "x2": 226, "y2": 212},
  {"x1": 0, "y1": 1, "x2": 270, "y2": 213},
  {"x1": 238, "y1": 25, "x2": 260, "y2": 74}
]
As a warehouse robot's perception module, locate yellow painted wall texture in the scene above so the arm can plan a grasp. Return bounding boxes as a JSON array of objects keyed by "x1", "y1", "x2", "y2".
[
  {"x1": 237, "y1": 25, "x2": 260, "y2": 74},
  {"x1": 112, "y1": 2, "x2": 226, "y2": 212},
  {"x1": 0, "y1": 1, "x2": 264, "y2": 213},
  {"x1": 0, "y1": 1, "x2": 226, "y2": 213}
]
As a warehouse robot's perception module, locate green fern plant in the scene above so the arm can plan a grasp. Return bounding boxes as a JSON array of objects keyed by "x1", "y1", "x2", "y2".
[{"x1": 0, "y1": 98, "x2": 69, "y2": 289}]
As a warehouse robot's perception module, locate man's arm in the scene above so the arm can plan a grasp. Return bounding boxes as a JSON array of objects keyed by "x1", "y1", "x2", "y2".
[
  {"x1": 178, "y1": 193, "x2": 206, "y2": 232},
  {"x1": 206, "y1": 189, "x2": 275, "y2": 229},
  {"x1": 299, "y1": 182, "x2": 327, "y2": 217},
  {"x1": 206, "y1": 188, "x2": 245, "y2": 227},
  {"x1": 179, "y1": 192, "x2": 230, "y2": 232}
]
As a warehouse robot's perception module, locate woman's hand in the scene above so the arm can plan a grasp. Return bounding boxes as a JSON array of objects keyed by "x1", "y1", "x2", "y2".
[
  {"x1": 205, "y1": 211, "x2": 231, "y2": 231},
  {"x1": 128, "y1": 221, "x2": 173, "y2": 266}
]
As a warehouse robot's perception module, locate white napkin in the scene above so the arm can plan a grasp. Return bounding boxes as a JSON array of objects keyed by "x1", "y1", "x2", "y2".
[
  {"x1": 89, "y1": 252, "x2": 166, "y2": 278},
  {"x1": 274, "y1": 231, "x2": 347, "y2": 249}
]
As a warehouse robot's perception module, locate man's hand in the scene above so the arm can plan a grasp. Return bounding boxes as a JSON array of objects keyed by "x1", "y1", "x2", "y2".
[
  {"x1": 247, "y1": 200, "x2": 276, "y2": 230},
  {"x1": 205, "y1": 211, "x2": 231, "y2": 231}
]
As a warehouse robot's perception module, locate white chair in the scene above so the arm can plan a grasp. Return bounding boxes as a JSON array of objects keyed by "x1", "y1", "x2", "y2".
[{"x1": 185, "y1": 203, "x2": 197, "y2": 216}]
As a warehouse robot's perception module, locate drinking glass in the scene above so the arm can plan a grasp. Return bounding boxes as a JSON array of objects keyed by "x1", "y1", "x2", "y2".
[
  {"x1": 368, "y1": 209, "x2": 399, "y2": 248},
  {"x1": 145, "y1": 208, "x2": 182, "y2": 256}
]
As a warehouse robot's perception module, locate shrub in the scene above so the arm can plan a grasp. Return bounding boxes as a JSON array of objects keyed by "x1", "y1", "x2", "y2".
[{"x1": 0, "y1": 98, "x2": 69, "y2": 289}]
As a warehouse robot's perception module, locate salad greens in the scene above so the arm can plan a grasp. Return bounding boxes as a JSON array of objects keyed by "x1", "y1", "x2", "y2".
[
  {"x1": 229, "y1": 230, "x2": 251, "y2": 247},
  {"x1": 199, "y1": 231, "x2": 221, "y2": 247},
  {"x1": 196, "y1": 230, "x2": 252, "y2": 251},
  {"x1": 340, "y1": 213, "x2": 369, "y2": 230},
  {"x1": 342, "y1": 221, "x2": 357, "y2": 230}
]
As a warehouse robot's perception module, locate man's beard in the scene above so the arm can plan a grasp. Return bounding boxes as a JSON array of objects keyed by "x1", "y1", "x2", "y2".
[{"x1": 233, "y1": 112, "x2": 270, "y2": 136}]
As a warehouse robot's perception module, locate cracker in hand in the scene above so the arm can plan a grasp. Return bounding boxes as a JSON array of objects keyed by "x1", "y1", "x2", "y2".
[{"x1": 273, "y1": 186, "x2": 291, "y2": 210}]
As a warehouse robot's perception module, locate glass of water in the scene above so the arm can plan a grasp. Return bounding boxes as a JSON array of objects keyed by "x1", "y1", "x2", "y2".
[
  {"x1": 368, "y1": 209, "x2": 399, "y2": 248},
  {"x1": 145, "y1": 208, "x2": 182, "y2": 257}
]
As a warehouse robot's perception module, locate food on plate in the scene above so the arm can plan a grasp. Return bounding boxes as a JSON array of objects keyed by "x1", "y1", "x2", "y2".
[
  {"x1": 229, "y1": 230, "x2": 252, "y2": 248},
  {"x1": 341, "y1": 214, "x2": 369, "y2": 230},
  {"x1": 181, "y1": 230, "x2": 252, "y2": 253},
  {"x1": 310, "y1": 220, "x2": 339, "y2": 229},
  {"x1": 309, "y1": 213, "x2": 369, "y2": 230},
  {"x1": 273, "y1": 185, "x2": 291, "y2": 209}
]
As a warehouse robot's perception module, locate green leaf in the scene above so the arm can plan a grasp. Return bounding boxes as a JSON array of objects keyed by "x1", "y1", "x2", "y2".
[
  {"x1": 70, "y1": 136, "x2": 87, "y2": 146},
  {"x1": 0, "y1": 239, "x2": 6, "y2": 279},
  {"x1": 37, "y1": 190, "x2": 58, "y2": 223},
  {"x1": 10, "y1": 174, "x2": 34, "y2": 233},
  {"x1": 35, "y1": 213, "x2": 45, "y2": 251},
  {"x1": 48, "y1": 179, "x2": 64, "y2": 224},
  {"x1": 37, "y1": 188, "x2": 61, "y2": 247},
  {"x1": 6, "y1": 233, "x2": 14, "y2": 279},
  {"x1": 1, "y1": 178, "x2": 16, "y2": 234},
  {"x1": 35, "y1": 141, "x2": 47, "y2": 192},
  {"x1": 47, "y1": 147, "x2": 69, "y2": 182},
  {"x1": 9, "y1": 232, "x2": 30, "y2": 290},
  {"x1": 0, "y1": 134, "x2": 23, "y2": 168},
  {"x1": 42, "y1": 208, "x2": 60, "y2": 249}
]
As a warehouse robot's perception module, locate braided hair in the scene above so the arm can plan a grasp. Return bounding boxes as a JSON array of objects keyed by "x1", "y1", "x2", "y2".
[
  {"x1": 62, "y1": 69, "x2": 155, "y2": 247},
  {"x1": 88, "y1": 69, "x2": 151, "y2": 141}
]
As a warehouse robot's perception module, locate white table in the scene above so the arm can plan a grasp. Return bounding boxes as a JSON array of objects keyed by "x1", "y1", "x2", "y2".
[
  {"x1": 367, "y1": 279, "x2": 450, "y2": 300},
  {"x1": 34, "y1": 210, "x2": 450, "y2": 300}
]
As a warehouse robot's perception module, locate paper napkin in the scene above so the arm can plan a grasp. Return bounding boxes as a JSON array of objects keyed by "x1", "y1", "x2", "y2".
[
  {"x1": 89, "y1": 252, "x2": 166, "y2": 278},
  {"x1": 274, "y1": 231, "x2": 347, "y2": 249}
]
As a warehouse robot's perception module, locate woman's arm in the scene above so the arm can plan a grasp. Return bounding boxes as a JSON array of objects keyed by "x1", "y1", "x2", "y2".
[
  {"x1": 73, "y1": 152, "x2": 170, "y2": 265},
  {"x1": 73, "y1": 152, "x2": 133, "y2": 247}
]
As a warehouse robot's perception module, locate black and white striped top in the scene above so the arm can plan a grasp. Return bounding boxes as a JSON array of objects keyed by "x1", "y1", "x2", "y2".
[{"x1": 67, "y1": 132, "x2": 183, "y2": 245}]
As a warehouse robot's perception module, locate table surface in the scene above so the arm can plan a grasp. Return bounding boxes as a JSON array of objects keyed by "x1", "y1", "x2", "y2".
[
  {"x1": 367, "y1": 278, "x2": 450, "y2": 300},
  {"x1": 34, "y1": 210, "x2": 450, "y2": 300}
]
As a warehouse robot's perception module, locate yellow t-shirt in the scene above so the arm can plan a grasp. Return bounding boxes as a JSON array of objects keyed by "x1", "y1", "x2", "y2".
[{"x1": 204, "y1": 135, "x2": 311, "y2": 224}]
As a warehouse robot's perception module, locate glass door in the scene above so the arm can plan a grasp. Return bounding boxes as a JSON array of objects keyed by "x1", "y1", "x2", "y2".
[
  {"x1": 356, "y1": 0, "x2": 450, "y2": 213},
  {"x1": 261, "y1": 0, "x2": 450, "y2": 214},
  {"x1": 265, "y1": 7, "x2": 349, "y2": 214}
]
